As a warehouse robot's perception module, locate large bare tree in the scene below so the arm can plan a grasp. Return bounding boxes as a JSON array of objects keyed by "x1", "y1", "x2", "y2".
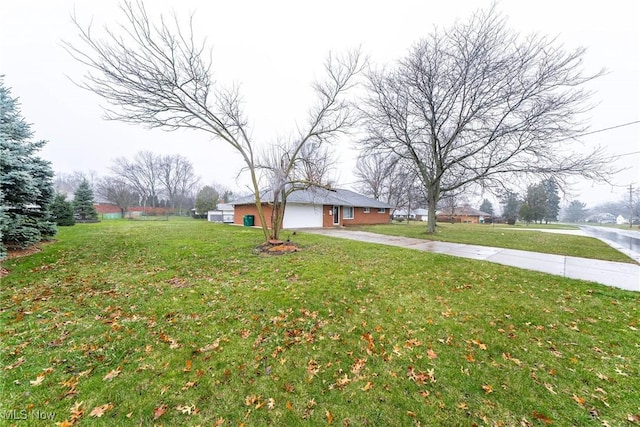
[
  {"x1": 95, "y1": 176, "x2": 139, "y2": 217},
  {"x1": 257, "y1": 136, "x2": 337, "y2": 240},
  {"x1": 110, "y1": 151, "x2": 162, "y2": 208},
  {"x1": 157, "y1": 154, "x2": 199, "y2": 214},
  {"x1": 64, "y1": 0, "x2": 363, "y2": 242},
  {"x1": 359, "y1": 6, "x2": 614, "y2": 233}
]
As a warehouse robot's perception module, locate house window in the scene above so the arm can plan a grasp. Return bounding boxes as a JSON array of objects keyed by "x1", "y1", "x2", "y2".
[
  {"x1": 378, "y1": 208, "x2": 386, "y2": 213},
  {"x1": 363, "y1": 207, "x2": 370, "y2": 213},
  {"x1": 344, "y1": 206, "x2": 354, "y2": 219}
]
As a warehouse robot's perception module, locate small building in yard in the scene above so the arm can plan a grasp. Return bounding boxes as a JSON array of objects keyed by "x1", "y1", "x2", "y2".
[
  {"x1": 393, "y1": 208, "x2": 429, "y2": 222},
  {"x1": 437, "y1": 204, "x2": 492, "y2": 224},
  {"x1": 230, "y1": 188, "x2": 391, "y2": 229},
  {"x1": 207, "y1": 203, "x2": 235, "y2": 223}
]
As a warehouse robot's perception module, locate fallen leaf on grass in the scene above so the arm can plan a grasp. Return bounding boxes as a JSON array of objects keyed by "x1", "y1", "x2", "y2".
[
  {"x1": 103, "y1": 367, "x2": 121, "y2": 381},
  {"x1": 427, "y1": 348, "x2": 437, "y2": 359},
  {"x1": 70, "y1": 401, "x2": 84, "y2": 423},
  {"x1": 532, "y1": 411, "x2": 553, "y2": 425},
  {"x1": 326, "y1": 410, "x2": 333, "y2": 424},
  {"x1": 572, "y1": 394, "x2": 586, "y2": 406},
  {"x1": 482, "y1": 384, "x2": 494, "y2": 394},
  {"x1": 544, "y1": 383, "x2": 557, "y2": 395},
  {"x1": 361, "y1": 381, "x2": 374, "y2": 391},
  {"x1": 176, "y1": 404, "x2": 197, "y2": 415},
  {"x1": 89, "y1": 403, "x2": 114, "y2": 418},
  {"x1": 198, "y1": 338, "x2": 222, "y2": 352},
  {"x1": 153, "y1": 404, "x2": 168, "y2": 420},
  {"x1": 5, "y1": 357, "x2": 26, "y2": 370},
  {"x1": 30, "y1": 374, "x2": 45, "y2": 386},
  {"x1": 183, "y1": 360, "x2": 192, "y2": 372},
  {"x1": 627, "y1": 414, "x2": 640, "y2": 423}
]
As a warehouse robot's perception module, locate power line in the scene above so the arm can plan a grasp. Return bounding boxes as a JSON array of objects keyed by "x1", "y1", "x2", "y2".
[
  {"x1": 574, "y1": 120, "x2": 640, "y2": 138},
  {"x1": 618, "y1": 151, "x2": 640, "y2": 157}
]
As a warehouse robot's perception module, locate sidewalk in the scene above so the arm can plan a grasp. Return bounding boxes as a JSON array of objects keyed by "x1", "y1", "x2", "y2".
[{"x1": 303, "y1": 229, "x2": 640, "y2": 292}]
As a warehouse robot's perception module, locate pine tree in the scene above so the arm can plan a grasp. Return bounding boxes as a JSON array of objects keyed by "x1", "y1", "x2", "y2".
[
  {"x1": 542, "y1": 179, "x2": 560, "y2": 223},
  {"x1": 51, "y1": 193, "x2": 75, "y2": 226},
  {"x1": 479, "y1": 198, "x2": 494, "y2": 216},
  {"x1": 73, "y1": 179, "x2": 98, "y2": 221},
  {"x1": 499, "y1": 190, "x2": 520, "y2": 224},
  {"x1": 0, "y1": 77, "x2": 56, "y2": 258},
  {"x1": 520, "y1": 183, "x2": 548, "y2": 224}
]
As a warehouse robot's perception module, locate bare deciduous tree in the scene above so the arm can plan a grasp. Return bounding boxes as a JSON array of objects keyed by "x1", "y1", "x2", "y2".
[
  {"x1": 354, "y1": 151, "x2": 399, "y2": 202},
  {"x1": 64, "y1": 0, "x2": 363, "y2": 242},
  {"x1": 110, "y1": 151, "x2": 162, "y2": 207},
  {"x1": 95, "y1": 176, "x2": 139, "y2": 217},
  {"x1": 257, "y1": 136, "x2": 337, "y2": 239},
  {"x1": 54, "y1": 170, "x2": 98, "y2": 197},
  {"x1": 158, "y1": 154, "x2": 200, "y2": 214},
  {"x1": 359, "y1": 5, "x2": 614, "y2": 233}
]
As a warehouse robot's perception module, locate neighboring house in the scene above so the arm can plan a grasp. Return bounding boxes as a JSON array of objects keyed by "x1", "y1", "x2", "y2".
[
  {"x1": 436, "y1": 204, "x2": 492, "y2": 224},
  {"x1": 393, "y1": 208, "x2": 429, "y2": 222},
  {"x1": 616, "y1": 214, "x2": 627, "y2": 225},
  {"x1": 207, "y1": 203, "x2": 235, "y2": 223},
  {"x1": 586, "y1": 212, "x2": 616, "y2": 224},
  {"x1": 230, "y1": 188, "x2": 391, "y2": 229}
]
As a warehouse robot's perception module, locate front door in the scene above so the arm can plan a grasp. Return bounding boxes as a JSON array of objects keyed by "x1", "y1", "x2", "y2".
[{"x1": 332, "y1": 206, "x2": 340, "y2": 225}]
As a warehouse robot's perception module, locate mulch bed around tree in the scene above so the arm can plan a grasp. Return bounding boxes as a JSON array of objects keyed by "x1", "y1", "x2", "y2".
[
  {"x1": 0, "y1": 241, "x2": 54, "y2": 277},
  {"x1": 254, "y1": 239, "x2": 300, "y2": 255}
]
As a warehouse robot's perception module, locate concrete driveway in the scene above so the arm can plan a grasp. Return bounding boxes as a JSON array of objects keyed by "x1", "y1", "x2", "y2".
[{"x1": 302, "y1": 228, "x2": 640, "y2": 292}]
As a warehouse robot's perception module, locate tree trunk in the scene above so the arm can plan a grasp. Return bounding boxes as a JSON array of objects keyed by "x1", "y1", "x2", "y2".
[{"x1": 426, "y1": 189, "x2": 438, "y2": 233}]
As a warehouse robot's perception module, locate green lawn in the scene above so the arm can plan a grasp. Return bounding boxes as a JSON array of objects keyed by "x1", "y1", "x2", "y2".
[
  {"x1": 354, "y1": 222, "x2": 637, "y2": 264},
  {"x1": 1, "y1": 219, "x2": 638, "y2": 426}
]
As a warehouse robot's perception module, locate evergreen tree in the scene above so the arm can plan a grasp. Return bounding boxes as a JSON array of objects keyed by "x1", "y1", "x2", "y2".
[
  {"x1": 51, "y1": 193, "x2": 75, "y2": 226},
  {"x1": 479, "y1": 198, "x2": 494, "y2": 216},
  {"x1": 563, "y1": 200, "x2": 587, "y2": 223},
  {"x1": 194, "y1": 186, "x2": 219, "y2": 218},
  {"x1": 519, "y1": 183, "x2": 548, "y2": 224},
  {"x1": 73, "y1": 179, "x2": 98, "y2": 221},
  {"x1": 542, "y1": 178, "x2": 560, "y2": 223},
  {"x1": 0, "y1": 77, "x2": 56, "y2": 257},
  {"x1": 499, "y1": 190, "x2": 520, "y2": 224}
]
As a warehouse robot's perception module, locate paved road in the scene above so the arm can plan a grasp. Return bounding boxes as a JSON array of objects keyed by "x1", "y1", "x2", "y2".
[
  {"x1": 580, "y1": 225, "x2": 640, "y2": 263},
  {"x1": 302, "y1": 228, "x2": 640, "y2": 292}
]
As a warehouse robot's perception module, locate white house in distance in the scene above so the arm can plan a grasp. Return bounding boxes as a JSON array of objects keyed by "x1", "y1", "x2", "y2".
[{"x1": 207, "y1": 203, "x2": 235, "y2": 223}]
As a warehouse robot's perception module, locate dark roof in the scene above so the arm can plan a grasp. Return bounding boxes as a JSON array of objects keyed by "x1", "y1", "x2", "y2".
[{"x1": 230, "y1": 188, "x2": 391, "y2": 209}]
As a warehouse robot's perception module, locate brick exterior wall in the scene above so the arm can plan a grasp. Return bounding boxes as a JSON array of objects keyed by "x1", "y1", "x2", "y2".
[
  {"x1": 323, "y1": 205, "x2": 389, "y2": 227},
  {"x1": 342, "y1": 206, "x2": 390, "y2": 226},
  {"x1": 236, "y1": 204, "x2": 390, "y2": 228},
  {"x1": 233, "y1": 204, "x2": 273, "y2": 227}
]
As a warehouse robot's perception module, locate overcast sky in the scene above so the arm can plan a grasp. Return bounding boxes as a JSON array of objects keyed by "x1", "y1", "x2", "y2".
[{"x1": 2, "y1": 0, "x2": 638, "y2": 208}]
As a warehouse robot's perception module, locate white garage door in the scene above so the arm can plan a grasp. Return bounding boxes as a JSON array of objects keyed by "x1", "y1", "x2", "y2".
[{"x1": 283, "y1": 203, "x2": 323, "y2": 228}]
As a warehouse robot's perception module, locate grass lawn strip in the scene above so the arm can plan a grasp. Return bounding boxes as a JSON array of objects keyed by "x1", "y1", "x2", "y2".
[
  {"x1": 355, "y1": 222, "x2": 636, "y2": 264},
  {"x1": 1, "y1": 219, "x2": 638, "y2": 425}
]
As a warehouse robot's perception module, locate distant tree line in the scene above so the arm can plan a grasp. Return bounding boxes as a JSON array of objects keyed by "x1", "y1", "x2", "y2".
[{"x1": 54, "y1": 152, "x2": 234, "y2": 218}]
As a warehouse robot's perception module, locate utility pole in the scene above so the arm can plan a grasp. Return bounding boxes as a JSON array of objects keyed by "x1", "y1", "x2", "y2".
[{"x1": 630, "y1": 183, "x2": 634, "y2": 229}]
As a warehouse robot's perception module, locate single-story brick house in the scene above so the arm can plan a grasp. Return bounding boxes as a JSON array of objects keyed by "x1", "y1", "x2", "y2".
[
  {"x1": 230, "y1": 188, "x2": 392, "y2": 229},
  {"x1": 436, "y1": 204, "x2": 492, "y2": 224}
]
